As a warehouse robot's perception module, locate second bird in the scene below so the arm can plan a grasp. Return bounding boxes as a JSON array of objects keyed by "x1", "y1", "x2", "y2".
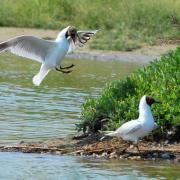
[{"x1": 101, "y1": 95, "x2": 160, "y2": 152}]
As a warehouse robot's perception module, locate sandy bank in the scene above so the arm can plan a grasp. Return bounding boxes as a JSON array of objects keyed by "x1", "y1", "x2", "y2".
[{"x1": 0, "y1": 27, "x2": 178, "y2": 63}]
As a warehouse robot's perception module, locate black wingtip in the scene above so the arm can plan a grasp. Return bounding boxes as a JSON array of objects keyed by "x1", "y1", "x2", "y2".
[{"x1": 0, "y1": 42, "x2": 9, "y2": 52}]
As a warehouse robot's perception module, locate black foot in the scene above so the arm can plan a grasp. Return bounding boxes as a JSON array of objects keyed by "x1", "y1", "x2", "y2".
[
  {"x1": 55, "y1": 67, "x2": 72, "y2": 74},
  {"x1": 60, "y1": 64, "x2": 75, "y2": 69},
  {"x1": 55, "y1": 64, "x2": 75, "y2": 73}
]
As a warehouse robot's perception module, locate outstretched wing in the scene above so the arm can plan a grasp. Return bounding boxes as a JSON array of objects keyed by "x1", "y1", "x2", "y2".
[
  {"x1": 67, "y1": 29, "x2": 99, "y2": 53},
  {"x1": 0, "y1": 36, "x2": 55, "y2": 63},
  {"x1": 77, "y1": 30, "x2": 99, "y2": 46},
  {"x1": 116, "y1": 120, "x2": 142, "y2": 135}
]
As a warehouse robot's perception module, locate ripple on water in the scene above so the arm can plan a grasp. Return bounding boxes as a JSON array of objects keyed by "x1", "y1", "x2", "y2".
[{"x1": 0, "y1": 55, "x2": 141, "y2": 143}]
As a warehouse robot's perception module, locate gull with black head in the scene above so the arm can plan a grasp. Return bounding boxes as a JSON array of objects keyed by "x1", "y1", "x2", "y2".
[
  {"x1": 0, "y1": 26, "x2": 98, "y2": 86},
  {"x1": 101, "y1": 95, "x2": 161, "y2": 152}
]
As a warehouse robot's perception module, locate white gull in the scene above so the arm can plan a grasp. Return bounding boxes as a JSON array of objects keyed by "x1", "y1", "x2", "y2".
[
  {"x1": 0, "y1": 26, "x2": 98, "y2": 86},
  {"x1": 101, "y1": 95, "x2": 160, "y2": 152}
]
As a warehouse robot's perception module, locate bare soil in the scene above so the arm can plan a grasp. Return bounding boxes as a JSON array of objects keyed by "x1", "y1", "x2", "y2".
[
  {"x1": 0, "y1": 134, "x2": 179, "y2": 162},
  {"x1": 0, "y1": 27, "x2": 179, "y2": 63}
]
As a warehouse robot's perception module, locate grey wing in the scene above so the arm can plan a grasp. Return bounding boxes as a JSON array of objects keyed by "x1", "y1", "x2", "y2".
[
  {"x1": 116, "y1": 120, "x2": 142, "y2": 135},
  {"x1": 77, "y1": 30, "x2": 99, "y2": 46},
  {"x1": 0, "y1": 36, "x2": 55, "y2": 63}
]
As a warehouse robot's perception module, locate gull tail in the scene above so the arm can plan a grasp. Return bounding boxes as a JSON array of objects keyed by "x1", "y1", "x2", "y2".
[
  {"x1": 100, "y1": 131, "x2": 117, "y2": 141},
  {"x1": 33, "y1": 64, "x2": 50, "y2": 86},
  {"x1": 0, "y1": 41, "x2": 9, "y2": 52}
]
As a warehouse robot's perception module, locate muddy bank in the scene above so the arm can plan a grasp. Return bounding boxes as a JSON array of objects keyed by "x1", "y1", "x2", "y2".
[
  {"x1": 0, "y1": 27, "x2": 178, "y2": 63},
  {"x1": 0, "y1": 134, "x2": 179, "y2": 162}
]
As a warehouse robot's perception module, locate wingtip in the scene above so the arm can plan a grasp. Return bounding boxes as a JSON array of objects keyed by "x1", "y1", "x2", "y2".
[{"x1": 0, "y1": 41, "x2": 9, "y2": 52}]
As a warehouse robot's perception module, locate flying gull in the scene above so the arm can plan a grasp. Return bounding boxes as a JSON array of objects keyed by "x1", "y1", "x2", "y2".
[{"x1": 0, "y1": 26, "x2": 98, "y2": 86}]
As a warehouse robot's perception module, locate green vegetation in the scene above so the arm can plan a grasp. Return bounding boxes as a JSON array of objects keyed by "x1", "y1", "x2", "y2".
[
  {"x1": 0, "y1": 0, "x2": 180, "y2": 51},
  {"x1": 77, "y1": 47, "x2": 180, "y2": 140}
]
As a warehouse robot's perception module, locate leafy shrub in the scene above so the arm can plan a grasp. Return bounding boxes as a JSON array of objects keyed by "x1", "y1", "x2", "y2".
[{"x1": 77, "y1": 47, "x2": 180, "y2": 140}]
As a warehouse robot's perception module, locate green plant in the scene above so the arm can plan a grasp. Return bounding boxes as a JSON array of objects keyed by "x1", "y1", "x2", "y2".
[
  {"x1": 77, "y1": 47, "x2": 180, "y2": 140},
  {"x1": 0, "y1": 0, "x2": 180, "y2": 51}
]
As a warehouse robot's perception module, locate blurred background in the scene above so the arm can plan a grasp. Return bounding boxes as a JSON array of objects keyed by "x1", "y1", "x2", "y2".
[{"x1": 0, "y1": 0, "x2": 179, "y2": 51}]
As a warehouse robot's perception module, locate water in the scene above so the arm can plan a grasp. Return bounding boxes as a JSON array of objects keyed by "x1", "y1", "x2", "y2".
[
  {"x1": 0, "y1": 53, "x2": 139, "y2": 144},
  {"x1": 0, "y1": 54, "x2": 179, "y2": 179},
  {"x1": 0, "y1": 152, "x2": 179, "y2": 180}
]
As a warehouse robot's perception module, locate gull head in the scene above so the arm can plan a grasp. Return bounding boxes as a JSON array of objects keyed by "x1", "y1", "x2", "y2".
[
  {"x1": 65, "y1": 26, "x2": 78, "y2": 43},
  {"x1": 139, "y1": 95, "x2": 161, "y2": 109},
  {"x1": 145, "y1": 96, "x2": 161, "y2": 106}
]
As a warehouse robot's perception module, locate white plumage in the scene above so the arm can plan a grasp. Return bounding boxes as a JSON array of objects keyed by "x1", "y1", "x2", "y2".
[
  {"x1": 101, "y1": 95, "x2": 160, "y2": 149},
  {"x1": 0, "y1": 26, "x2": 98, "y2": 86}
]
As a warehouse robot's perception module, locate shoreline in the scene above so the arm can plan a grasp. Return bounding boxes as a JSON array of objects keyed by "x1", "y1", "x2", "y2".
[
  {"x1": 0, "y1": 27, "x2": 178, "y2": 63},
  {"x1": 0, "y1": 27, "x2": 179, "y2": 162},
  {"x1": 0, "y1": 134, "x2": 179, "y2": 162}
]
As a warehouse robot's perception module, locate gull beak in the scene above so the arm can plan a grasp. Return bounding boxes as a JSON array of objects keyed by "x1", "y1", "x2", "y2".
[
  {"x1": 71, "y1": 33, "x2": 78, "y2": 44},
  {"x1": 72, "y1": 36, "x2": 76, "y2": 44},
  {"x1": 154, "y1": 99, "x2": 161, "y2": 104}
]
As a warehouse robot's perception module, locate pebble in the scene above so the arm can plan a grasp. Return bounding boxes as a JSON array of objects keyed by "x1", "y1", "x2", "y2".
[
  {"x1": 161, "y1": 153, "x2": 171, "y2": 159},
  {"x1": 109, "y1": 152, "x2": 118, "y2": 159},
  {"x1": 174, "y1": 156, "x2": 180, "y2": 163},
  {"x1": 128, "y1": 156, "x2": 141, "y2": 160},
  {"x1": 55, "y1": 151, "x2": 62, "y2": 155},
  {"x1": 19, "y1": 141, "x2": 25, "y2": 144},
  {"x1": 129, "y1": 145, "x2": 134, "y2": 149},
  {"x1": 92, "y1": 153, "x2": 97, "y2": 158},
  {"x1": 147, "y1": 154, "x2": 152, "y2": 159},
  {"x1": 152, "y1": 152, "x2": 159, "y2": 158},
  {"x1": 101, "y1": 152, "x2": 108, "y2": 158}
]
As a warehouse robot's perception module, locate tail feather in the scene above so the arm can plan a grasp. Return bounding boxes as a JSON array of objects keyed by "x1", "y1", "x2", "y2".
[
  {"x1": 0, "y1": 41, "x2": 9, "y2": 52},
  {"x1": 33, "y1": 64, "x2": 50, "y2": 86},
  {"x1": 100, "y1": 131, "x2": 117, "y2": 140}
]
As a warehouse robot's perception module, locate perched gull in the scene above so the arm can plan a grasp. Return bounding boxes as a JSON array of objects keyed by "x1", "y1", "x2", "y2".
[
  {"x1": 0, "y1": 26, "x2": 98, "y2": 86},
  {"x1": 101, "y1": 95, "x2": 161, "y2": 152}
]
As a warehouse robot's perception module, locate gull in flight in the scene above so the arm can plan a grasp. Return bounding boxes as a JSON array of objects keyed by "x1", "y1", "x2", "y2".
[
  {"x1": 101, "y1": 95, "x2": 160, "y2": 152},
  {"x1": 0, "y1": 26, "x2": 98, "y2": 86}
]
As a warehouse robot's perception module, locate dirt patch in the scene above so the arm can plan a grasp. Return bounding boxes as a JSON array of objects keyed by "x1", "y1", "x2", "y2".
[
  {"x1": 0, "y1": 134, "x2": 179, "y2": 162},
  {"x1": 0, "y1": 27, "x2": 178, "y2": 63}
]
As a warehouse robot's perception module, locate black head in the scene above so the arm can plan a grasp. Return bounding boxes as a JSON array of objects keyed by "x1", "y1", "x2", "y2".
[
  {"x1": 146, "y1": 96, "x2": 161, "y2": 106},
  {"x1": 65, "y1": 26, "x2": 77, "y2": 43}
]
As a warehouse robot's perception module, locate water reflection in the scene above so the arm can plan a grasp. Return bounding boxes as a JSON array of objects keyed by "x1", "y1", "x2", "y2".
[{"x1": 0, "y1": 152, "x2": 179, "y2": 180}]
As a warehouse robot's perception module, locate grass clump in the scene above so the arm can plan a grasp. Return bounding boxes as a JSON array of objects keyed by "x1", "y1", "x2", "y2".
[
  {"x1": 77, "y1": 47, "x2": 180, "y2": 140},
  {"x1": 0, "y1": 0, "x2": 180, "y2": 51}
]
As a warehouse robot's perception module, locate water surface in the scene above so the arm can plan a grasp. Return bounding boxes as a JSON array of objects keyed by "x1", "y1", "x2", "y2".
[
  {"x1": 0, "y1": 54, "x2": 178, "y2": 180},
  {"x1": 0, "y1": 53, "x2": 140, "y2": 144},
  {"x1": 0, "y1": 152, "x2": 179, "y2": 180}
]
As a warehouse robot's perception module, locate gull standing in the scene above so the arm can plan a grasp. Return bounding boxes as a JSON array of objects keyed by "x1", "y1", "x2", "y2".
[
  {"x1": 0, "y1": 26, "x2": 98, "y2": 86},
  {"x1": 101, "y1": 95, "x2": 160, "y2": 152}
]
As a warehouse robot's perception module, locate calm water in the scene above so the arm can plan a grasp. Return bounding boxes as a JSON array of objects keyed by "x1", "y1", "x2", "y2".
[
  {"x1": 0, "y1": 152, "x2": 179, "y2": 180},
  {"x1": 0, "y1": 53, "x2": 140, "y2": 144},
  {"x1": 0, "y1": 54, "x2": 179, "y2": 179}
]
